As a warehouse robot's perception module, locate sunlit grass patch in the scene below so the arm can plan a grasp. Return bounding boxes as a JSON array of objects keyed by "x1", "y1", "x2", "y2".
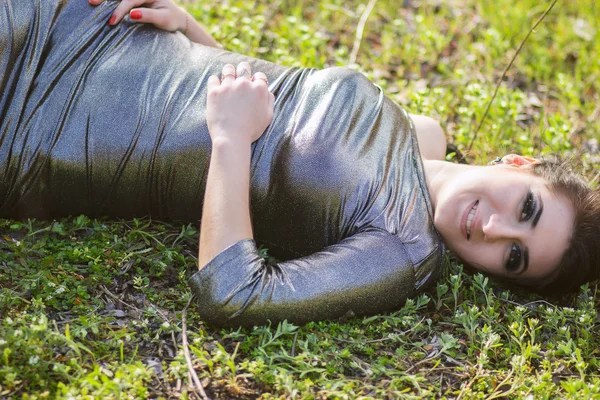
[{"x1": 1, "y1": 0, "x2": 599, "y2": 398}]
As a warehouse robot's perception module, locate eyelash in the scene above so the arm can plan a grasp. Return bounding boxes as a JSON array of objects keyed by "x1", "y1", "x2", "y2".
[
  {"x1": 520, "y1": 192, "x2": 536, "y2": 222},
  {"x1": 507, "y1": 191, "x2": 536, "y2": 272},
  {"x1": 507, "y1": 244, "x2": 521, "y2": 272}
]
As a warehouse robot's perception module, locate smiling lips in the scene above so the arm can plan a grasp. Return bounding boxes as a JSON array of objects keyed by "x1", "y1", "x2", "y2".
[{"x1": 463, "y1": 200, "x2": 479, "y2": 240}]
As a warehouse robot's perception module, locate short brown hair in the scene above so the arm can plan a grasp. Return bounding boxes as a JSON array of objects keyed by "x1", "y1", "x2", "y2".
[{"x1": 525, "y1": 158, "x2": 600, "y2": 294}]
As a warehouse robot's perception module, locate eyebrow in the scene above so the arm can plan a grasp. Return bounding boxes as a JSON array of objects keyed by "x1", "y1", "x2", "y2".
[
  {"x1": 532, "y1": 193, "x2": 544, "y2": 228},
  {"x1": 521, "y1": 192, "x2": 543, "y2": 274}
]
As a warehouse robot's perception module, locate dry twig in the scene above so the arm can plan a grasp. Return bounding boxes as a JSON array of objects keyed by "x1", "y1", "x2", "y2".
[
  {"x1": 182, "y1": 297, "x2": 209, "y2": 400},
  {"x1": 468, "y1": 0, "x2": 558, "y2": 150},
  {"x1": 334, "y1": 317, "x2": 426, "y2": 344},
  {"x1": 348, "y1": 0, "x2": 377, "y2": 65},
  {"x1": 101, "y1": 284, "x2": 172, "y2": 323},
  {"x1": 456, "y1": 370, "x2": 482, "y2": 400},
  {"x1": 100, "y1": 285, "x2": 141, "y2": 313}
]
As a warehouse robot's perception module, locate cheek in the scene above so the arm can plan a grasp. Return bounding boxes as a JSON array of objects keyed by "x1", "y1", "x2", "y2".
[
  {"x1": 435, "y1": 197, "x2": 461, "y2": 232},
  {"x1": 454, "y1": 244, "x2": 502, "y2": 274}
]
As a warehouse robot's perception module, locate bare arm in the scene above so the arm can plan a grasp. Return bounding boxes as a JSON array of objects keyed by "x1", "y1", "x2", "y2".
[
  {"x1": 182, "y1": 11, "x2": 219, "y2": 47},
  {"x1": 198, "y1": 137, "x2": 253, "y2": 266},
  {"x1": 90, "y1": 0, "x2": 219, "y2": 47},
  {"x1": 199, "y1": 63, "x2": 274, "y2": 268},
  {"x1": 409, "y1": 114, "x2": 446, "y2": 161}
]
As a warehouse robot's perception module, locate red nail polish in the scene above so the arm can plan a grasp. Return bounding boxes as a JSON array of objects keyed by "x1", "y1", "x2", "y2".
[
  {"x1": 130, "y1": 10, "x2": 142, "y2": 20},
  {"x1": 108, "y1": 15, "x2": 116, "y2": 25}
]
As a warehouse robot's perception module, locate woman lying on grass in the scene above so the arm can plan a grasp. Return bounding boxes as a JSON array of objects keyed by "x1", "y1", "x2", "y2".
[{"x1": 2, "y1": 0, "x2": 598, "y2": 327}]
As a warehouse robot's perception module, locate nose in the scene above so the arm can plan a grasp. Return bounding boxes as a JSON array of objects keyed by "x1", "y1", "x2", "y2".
[{"x1": 482, "y1": 213, "x2": 521, "y2": 242}]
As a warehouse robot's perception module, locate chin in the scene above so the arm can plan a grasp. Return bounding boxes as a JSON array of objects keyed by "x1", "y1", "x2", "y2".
[
  {"x1": 442, "y1": 239, "x2": 462, "y2": 258},
  {"x1": 445, "y1": 246, "x2": 481, "y2": 272},
  {"x1": 451, "y1": 254, "x2": 490, "y2": 275}
]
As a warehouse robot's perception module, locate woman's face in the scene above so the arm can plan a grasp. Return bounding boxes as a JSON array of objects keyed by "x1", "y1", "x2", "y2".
[{"x1": 433, "y1": 162, "x2": 574, "y2": 280}]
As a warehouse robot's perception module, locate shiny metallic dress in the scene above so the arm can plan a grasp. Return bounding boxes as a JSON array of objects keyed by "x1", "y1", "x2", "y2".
[{"x1": 1, "y1": 0, "x2": 444, "y2": 327}]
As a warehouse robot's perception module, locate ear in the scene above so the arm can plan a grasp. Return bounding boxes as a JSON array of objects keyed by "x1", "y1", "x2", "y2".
[{"x1": 500, "y1": 154, "x2": 541, "y2": 169}]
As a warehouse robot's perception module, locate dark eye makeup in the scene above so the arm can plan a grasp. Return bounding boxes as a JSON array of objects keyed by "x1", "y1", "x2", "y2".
[
  {"x1": 506, "y1": 191, "x2": 537, "y2": 273},
  {"x1": 506, "y1": 243, "x2": 521, "y2": 272},
  {"x1": 520, "y1": 191, "x2": 536, "y2": 222}
]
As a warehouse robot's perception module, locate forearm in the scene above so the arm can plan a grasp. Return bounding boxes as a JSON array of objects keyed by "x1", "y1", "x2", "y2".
[
  {"x1": 199, "y1": 61, "x2": 273, "y2": 268},
  {"x1": 198, "y1": 137, "x2": 253, "y2": 268},
  {"x1": 183, "y1": 11, "x2": 220, "y2": 48},
  {"x1": 190, "y1": 229, "x2": 430, "y2": 328}
]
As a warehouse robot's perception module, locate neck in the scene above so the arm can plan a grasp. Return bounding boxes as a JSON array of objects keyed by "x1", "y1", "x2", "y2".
[{"x1": 422, "y1": 159, "x2": 473, "y2": 213}]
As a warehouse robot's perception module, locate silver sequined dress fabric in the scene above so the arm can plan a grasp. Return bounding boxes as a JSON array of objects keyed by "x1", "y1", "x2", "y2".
[{"x1": 1, "y1": 0, "x2": 444, "y2": 327}]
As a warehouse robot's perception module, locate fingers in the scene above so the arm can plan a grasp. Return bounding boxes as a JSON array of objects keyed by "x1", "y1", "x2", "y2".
[
  {"x1": 207, "y1": 64, "x2": 274, "y2": 144},
  {"x1": 207, "y1": 75, "x2": 221, "y2": 91},
  {"x1": 221, "y1": 64, "x2": 236, "y2": 83},
  {"x1": 88, "y1": 0, "x2": 106, "y2": 5},
  {"x1": 108, "y1": 0, "x2": 148, "y2": 25},
  {"x1": 236, "y1": 62, "x2": 252, "y2": 80},
  {"x1": 217, "y1": 64, "x2": 272, "y2": 101},
  {"x1": 129, "y1": 8, "x2": 173, "y2": 30},
  {"x1": 252, "y1": 72, "x2": 273, "y2": 108},
  {"x1": 252, "y1": 71, "x2": 269, "y2": 86}
]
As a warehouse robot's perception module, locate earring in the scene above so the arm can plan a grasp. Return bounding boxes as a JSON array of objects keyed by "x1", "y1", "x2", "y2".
[{"x1": 489, "y1": 156, "x2": 503, "y2": 166}]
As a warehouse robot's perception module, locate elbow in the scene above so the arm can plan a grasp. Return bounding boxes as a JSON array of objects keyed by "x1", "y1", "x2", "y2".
[
  {"x1": 192, "y1": 283, "x2": 271, "y2": 329},
  {"x1": 190, "y1": 271, "x2": 244, "y2": 327},
  {"x1": 189, "y1": 239, "x2": 265, "y2": 327},
  {"x1": 188, "y1": 260, "x2": 269, "y2": 328}
]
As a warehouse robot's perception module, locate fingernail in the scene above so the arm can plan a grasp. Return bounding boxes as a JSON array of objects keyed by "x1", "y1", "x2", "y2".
[
  {"x1": 108, "y1": 15, "x2": 116, "y2": 25},
  {"x1": 130, "y1": 10, "x2": 142, "y2": 20}
]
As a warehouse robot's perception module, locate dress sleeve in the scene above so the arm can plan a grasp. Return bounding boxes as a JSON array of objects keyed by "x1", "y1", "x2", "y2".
[{"x1": 189, "y1": 228, "x2": 419, "y2": 328}]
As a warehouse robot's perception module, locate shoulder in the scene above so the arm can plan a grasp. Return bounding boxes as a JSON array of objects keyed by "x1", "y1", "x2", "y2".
[{"x1": 409, "y1": 114, "x2": 447, "y2": 161}]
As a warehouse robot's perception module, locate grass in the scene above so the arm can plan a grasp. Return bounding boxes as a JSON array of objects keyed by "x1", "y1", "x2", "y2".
[{"x1": 1, "y1": 0, "x2": 599, "y2": 398}]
